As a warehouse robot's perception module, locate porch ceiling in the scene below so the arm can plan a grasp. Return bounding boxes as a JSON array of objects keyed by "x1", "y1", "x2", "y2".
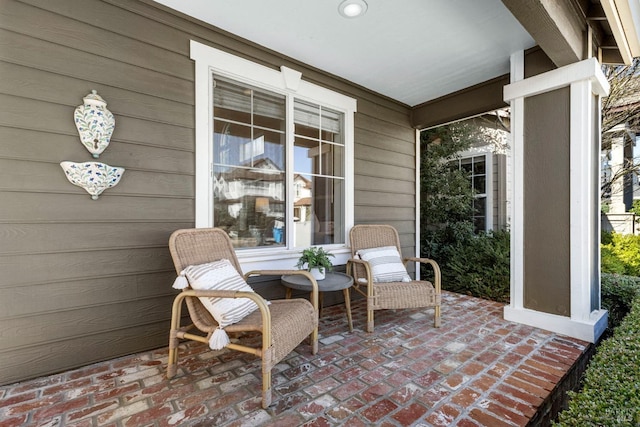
[{"x1": 152, "y1": 0, "x2": 536, "y2": 107}]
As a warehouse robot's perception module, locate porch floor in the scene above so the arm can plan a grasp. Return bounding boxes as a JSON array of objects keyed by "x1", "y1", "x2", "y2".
[{"x1": 0, "y1": 292, "x2": 591, "y2": 427}]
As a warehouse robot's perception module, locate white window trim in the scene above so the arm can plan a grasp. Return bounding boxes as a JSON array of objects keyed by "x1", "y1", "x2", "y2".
[
  {"x1": 455, "y1": 149, "x2": 494, "y2": 232},
  {"x1": 190, "y1": 40, "x2": 356, "y2": 273}
]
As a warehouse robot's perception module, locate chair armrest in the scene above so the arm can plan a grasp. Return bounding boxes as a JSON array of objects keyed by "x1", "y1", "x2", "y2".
[
  {"x1": 244, "y1": 269, "x2": 319, "y2": 313},
  {"x1": 404, "y1": 257, "x2": 441, "y2": 292},
  {"x1": 172, "y1": 289, "x2": 272, "y2": 334},
  {"x1": 346, "y1": 258, "x2": 374, "y2": 296}
]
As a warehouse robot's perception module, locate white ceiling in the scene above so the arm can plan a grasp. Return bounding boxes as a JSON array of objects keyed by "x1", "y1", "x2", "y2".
[{"x1": 153, "y1": 0, "x2": 536, "y2": 107}]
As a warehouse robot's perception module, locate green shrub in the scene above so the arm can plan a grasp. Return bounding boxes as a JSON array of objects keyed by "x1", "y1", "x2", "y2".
[
  {"x1": 601, "y1": 273, "x2": 640, "y2": 329},
  {"x1": 629, "y1": 199, "x2": 640, "y2": 217},
  {"x1": 425, "y1": 230, "x2": 511, "y2": 303},
  {"x1": 601, "y1": 232, "x2": 640, "y2": 276},
  {"x1": 601, "y1": 245, "x2": 627, "y2": 274},
  {"x1": 554, "y1": 296, "x2": 640, "y2": 426},
  {"x1": 419, "y1": 123, "x2": 513, "y2": 303},
  {"x1": 601, "y1": 230, "x2": 614, "y2": 245}
]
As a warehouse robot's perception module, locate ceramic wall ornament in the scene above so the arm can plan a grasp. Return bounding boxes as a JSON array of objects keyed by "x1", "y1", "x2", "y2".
[
  {"x1": 60, "y1": 161, "x2": 124, "y2": 200},
  {"x1": 74, "y1": 90, "x2": 115, "y2": 158}
]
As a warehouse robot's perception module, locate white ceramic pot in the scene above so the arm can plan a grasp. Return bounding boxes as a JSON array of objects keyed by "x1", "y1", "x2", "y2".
[{"x1": 310, "y1": 267, "x2": 325, "y2": 281}]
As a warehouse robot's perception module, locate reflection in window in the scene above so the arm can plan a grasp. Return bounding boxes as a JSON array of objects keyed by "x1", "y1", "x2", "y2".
[
  {"x1": 211, "y1": 77, "x2": 345, "y2": 249},
  {"x1": 213, "y1": 78, "x2": 286, "y2": 248},
  {"x1": 293, "y1": 100, "x2": 344, "y2": 247}
]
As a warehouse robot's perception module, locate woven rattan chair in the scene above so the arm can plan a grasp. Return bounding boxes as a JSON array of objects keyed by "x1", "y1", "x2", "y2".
[
  {"x1": 347, "y1": 224, "x2": 441, "y2": 332},
  {"x1": 167, "y1": 228, "x2": 318, "y2": 408}
]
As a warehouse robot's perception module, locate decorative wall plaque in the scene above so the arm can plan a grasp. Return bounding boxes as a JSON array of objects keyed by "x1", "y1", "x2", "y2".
[
  {"x1": 60, "y1": 161, "x2": 124, "y2": 200},
  {"x1": 73, "y1": 90, "x2": 115, "y2": 158}
]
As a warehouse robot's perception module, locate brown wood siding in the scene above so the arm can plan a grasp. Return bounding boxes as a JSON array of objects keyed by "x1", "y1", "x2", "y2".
[
  {"x1": 523, "y1": 87, "x2": 571, "y2": 316},
  {"x1": 494, "y1": 153, "x2": 508, "y2": 230},
  {"x1": 0, "y1": 0, "x2": 414, "y2": 384}
]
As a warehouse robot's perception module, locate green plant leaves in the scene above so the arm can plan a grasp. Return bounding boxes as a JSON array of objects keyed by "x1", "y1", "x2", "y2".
[{"x1": 295, "y1": 246, "x2": 334, "y2": 271}]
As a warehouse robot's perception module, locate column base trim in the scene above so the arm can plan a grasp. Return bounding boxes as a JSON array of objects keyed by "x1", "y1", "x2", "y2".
[{"x1": 504, "y1": 306, "x2": 608, "y2": 343}]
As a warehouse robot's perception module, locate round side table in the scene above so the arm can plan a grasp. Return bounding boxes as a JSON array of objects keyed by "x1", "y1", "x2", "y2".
[{"x1": 281, "y1": 272, "x2": 353, "y2": 332}]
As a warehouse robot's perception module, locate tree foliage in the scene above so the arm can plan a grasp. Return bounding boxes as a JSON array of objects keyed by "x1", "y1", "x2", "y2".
[
  {"x1": 420, "y1": 123, "x2": 475, "y2": 261},
  {"x1": 420, "y1": 122, "x2": 511, "y2": 302},
  {"x1": 601, "y1": 58, "x2": 640, "y2": 201},
  {"x1": 602, "y1": 58, "x2": 640, "y2": 138}
]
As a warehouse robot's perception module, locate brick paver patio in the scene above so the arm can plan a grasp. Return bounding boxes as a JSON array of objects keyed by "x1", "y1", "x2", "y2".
[{"x1": 0, "y1": 292, "x2": 591, "y2": 426}]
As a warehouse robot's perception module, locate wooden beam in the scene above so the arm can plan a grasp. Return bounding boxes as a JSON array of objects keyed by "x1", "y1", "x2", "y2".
[
  {"x1": 600, "y1": 35, "x2": 620, "y2": 49},
  {"x1": 601, "y1": 0, "x2": 634, "y2": 63},
  {"x1": 602, "y1": 48, "x2": 625, "y2": 64},
  {"x1": 586, "y1": 3, "x2": 608, "y2": 21},
  {"x1": 410, "y1": 48, "x2": 557, "y2": 129},
  {"x1": 501, "y1": 0, "x2": 585, "y2": 67},
  {"x1": 410, "y1": 75, "x2": 509, "y2": 129}
]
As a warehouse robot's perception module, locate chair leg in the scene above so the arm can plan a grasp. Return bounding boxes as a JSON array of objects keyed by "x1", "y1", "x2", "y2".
[
  {"x1": 167, "y1": 296, "x2": 184, "y2": 379},
  {"x1": 434, "y1": 304, "x2": 441, "y2": 327},
  {"x1": 344, "y1": 288, "x2": 353, "y2": 332},
  {"x1": 167, "y1": 331, "x2": 179, "y2": 379},
  {"x1": 311, "y1": 328, "x2": 318, "y2": 355},
  {"x1": 367, "y1": 310, "x2": 374, "y2": 333},
  {"x1": 261, "y1": 370, "x2": 272, "y2": 409},
  {"x1": 261, "y1": 348, "x2": 273, "y2": 409}
]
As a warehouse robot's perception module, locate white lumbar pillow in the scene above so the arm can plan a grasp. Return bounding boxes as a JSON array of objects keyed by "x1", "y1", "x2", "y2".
[
  {"x1": 357, "y1": 246, "x2": 411, "y2": 283},
  {"x1": 175, "y1": 259, "x2": 258, "y2": 349}
]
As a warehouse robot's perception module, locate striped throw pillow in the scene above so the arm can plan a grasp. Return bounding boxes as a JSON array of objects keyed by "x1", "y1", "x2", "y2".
[
  {"x1": 183, "y1": 259, "x2": 258, "y2": 327},
  {"x1": 357, "y1": 246, "x2": 411, "y2": 283}
]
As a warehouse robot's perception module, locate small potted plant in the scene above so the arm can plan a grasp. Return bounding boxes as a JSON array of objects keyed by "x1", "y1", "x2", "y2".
[{"x1": 295, "y1": 246, "x2": 334, "y2": 280}]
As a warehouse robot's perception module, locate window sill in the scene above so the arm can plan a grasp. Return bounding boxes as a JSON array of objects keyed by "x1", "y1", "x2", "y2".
[{"x1": 236, "y1": 245, "x2": 351, "y2": 273}]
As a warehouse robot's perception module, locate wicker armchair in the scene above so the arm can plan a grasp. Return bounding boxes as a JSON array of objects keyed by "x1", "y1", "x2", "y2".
[
  {"x1": 347, "y1": 224, "x2": 441, "y2": 332},
  {"x1": 167, "y1": 228, "x2": 318, "y2": 409}
]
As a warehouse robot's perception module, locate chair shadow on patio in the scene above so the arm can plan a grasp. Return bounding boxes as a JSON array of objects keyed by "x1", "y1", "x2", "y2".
[{"x1": 0, "y1": 291, "x2": 592, "y2": 427}]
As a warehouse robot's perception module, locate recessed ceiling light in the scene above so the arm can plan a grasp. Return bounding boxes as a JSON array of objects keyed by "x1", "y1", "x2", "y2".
[{"x1": 338, "y1": 0, "x2": 368, "y2": 18}]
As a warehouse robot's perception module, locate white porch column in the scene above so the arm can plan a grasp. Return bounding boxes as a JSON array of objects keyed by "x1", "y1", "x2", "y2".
[{"x1": 503, "y1": 56, "x2": 609, "y2": 343}]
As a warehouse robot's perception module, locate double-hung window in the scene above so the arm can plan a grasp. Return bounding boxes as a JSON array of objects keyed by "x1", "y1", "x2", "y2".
[
  {"x1": 191, "y1": 41, "x2": 355, "y2": 271},
  {"x1": 449, "y1": 152, "x2": 493, "y2": 232}
]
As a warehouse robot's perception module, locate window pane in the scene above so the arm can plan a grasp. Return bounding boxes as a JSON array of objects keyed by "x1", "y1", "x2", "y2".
[
  {"x1": 473, "y1": 157, "x2": 486, "y2": 174},
  {"x1": 253, "y1": 129, "x2": 285, "y2": 170},
  {"x1": 254, "y1": 92, "x2": 285, "y2": 130},
  {"x1": 214, "y1": 123, "x2": 285, "y2": 169},
  {"x1": 294, "y1": 137, "x2": 319, "y2": 174},
  {"x1": 214, "y1": 77, "x2": 286, "y2": 130},
  {"x1": 214, "y1": 121, "x2": 251, "y2": 166},
  {"x1": 213, "y1": 77, "x2": 287, "y2": 248},
  {"x1": 473, "y1": 196, "x2": 487, "y2": 233},
  {"x1": 294, "y1": 100, "x2": 320, "y2": 137},
  {"x1": 321, "y1": 107, "x2": 344, "y2": 142},
  {"x1": 294, "y1": 175, "x2": 344, "y2": 247},
  {"x1": 474, "y1": 197, "x2": 486, "y2": 217},
  {"x1": 321, "y1": 143, "x2": 344, "y2": 177},
  {"x1": 460, "y1": 158, "x2": 472, "y2": 174},
  {"x1": 474, "y1": 175, "x2": 486, "y2": 194},
  {"x1": 213, "y1": 79, "x2": 251, "y2": 124},
  {"x1": 213, "y1": 168, "x2": 285, "y2": 249}
]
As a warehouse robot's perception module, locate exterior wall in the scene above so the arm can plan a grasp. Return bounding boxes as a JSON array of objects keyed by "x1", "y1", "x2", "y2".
[
  {"x1": 523, "y1": 87, "x2": 572, "y2": 316},
  {"x1": 495, "y1": 152, "x2": 509, "y2": 229},
  {"x1": 0, "y1": 0, "x2": 414, "y2": 385}
]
